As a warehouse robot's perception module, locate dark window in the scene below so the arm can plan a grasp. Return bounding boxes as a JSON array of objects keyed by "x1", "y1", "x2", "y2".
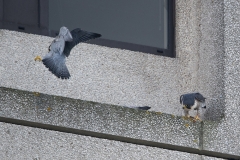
[
  {"x1": 0, "y1": 0, "x2": 175, "y2": 57},
  {"x1": 0, "y1": 0, "x2": 49, "y2": 35}
]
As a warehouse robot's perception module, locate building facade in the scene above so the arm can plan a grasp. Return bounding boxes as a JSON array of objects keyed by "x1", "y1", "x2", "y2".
[{"x1": 0, "y1": 0, "x2": 239, "y2": 159}]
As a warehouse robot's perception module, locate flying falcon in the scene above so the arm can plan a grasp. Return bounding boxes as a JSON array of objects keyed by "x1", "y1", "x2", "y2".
[
  {"x1": 180, "y1": 92, "x2": 206, "y2": 120},
  {"x1": 35, "y1": 26, "x2": 101, "y2": 79}
]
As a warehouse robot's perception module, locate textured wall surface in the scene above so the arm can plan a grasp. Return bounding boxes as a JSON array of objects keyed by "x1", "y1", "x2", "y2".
[
  {"x1": 0, "y1": 29, "x2": 181, "y2": 115},
  {"x1": 176, "y1": 0, "x2": 225, "y2": 121},
  {"x1": 0, "y1": 87, "x2": 239, "y2": 159},
  {"x1": 0, "y1": 87, "x2": 202, "y2": 150},
  {"x1": 0, "y1": 122, "x2": 224, "y2": 160},
  {"x1": 0, "y1": 1, "x2": 225, "y2": 120},
  {"x1": 0, "y1": 0, "x2": 240, "y2": 159},
  {"x1": 197, "y1": 0, "x2": 225, "y2": 121},
  {"x1": 203, "y1": 0, "x2": 240, "y2": 156}
]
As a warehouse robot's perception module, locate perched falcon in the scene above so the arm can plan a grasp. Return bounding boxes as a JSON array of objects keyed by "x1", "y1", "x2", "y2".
[
  {"x1": 36, "y1": 26, "x2": 101, "y2": 79},
  {"x1": 180, "y1": 93, "x2": 206, "y2": 120}
]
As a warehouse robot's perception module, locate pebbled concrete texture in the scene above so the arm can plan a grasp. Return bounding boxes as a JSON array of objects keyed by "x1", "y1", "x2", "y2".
[
  {"x1": 0, "y1": 87, "x2": 201, "y2": 149},
  {"x1": 197, "y1": 0, "x2": 225, "y2": 121},
  {"x1": 0, "y1": 2, "x2": 227, "y2": 119},
  {"x1": 0, "y1": 121, "x2": 222, "y2": 160},
  {"x1": 0, "y1": 29, "x2": 181, "y2": 116},
  {"x1": 202, "y1": 156, "x2": 224, "y2": 160},
  {"x1": 175, "y1": 0, "x2": 225, "y2": 121},
  {"x1": 0, "y1": 0, "x2": 225, "y2": 120},
  {"x1": 0, "y1": 0, "x2": 225, "y2": 119},
  {"x1": 175, "y1": 0, "x2": 202, "y2": 92},
  {"x1": 0, "y1": 0, "x2": 226, "y2": 118},
  {"x1": 0, "y1": 0, "x2": 240, "y2": 158},
  {"x1": 203, "y1": 0, "x2": 240, "y2": 156}
]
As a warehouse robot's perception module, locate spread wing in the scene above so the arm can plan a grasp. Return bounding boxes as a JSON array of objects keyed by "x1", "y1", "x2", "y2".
[
  {"x1": 42, "y1": 52, "x2": 70, "y2": 79},
  {"x1": 63, "y1": 28, "x2": 101, "y2": 57},
  {"x1": 42, "y1": 37, "x2": 70, "y2": 79}
]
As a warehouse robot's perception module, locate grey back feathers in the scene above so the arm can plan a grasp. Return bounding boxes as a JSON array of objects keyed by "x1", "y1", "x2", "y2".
[
  {"x1": 42, "y1": 26, "x2": 101, "y2": 79},
  {"x1": 180, "y1": 92, "x2": 206, "y2": 108}
]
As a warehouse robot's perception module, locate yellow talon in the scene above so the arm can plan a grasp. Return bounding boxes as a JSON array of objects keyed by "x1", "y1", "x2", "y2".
[
  {"x1": 193, "y1": 139, "x2": 198, "y2": 143},
  {"x1": 47, "y1": 107, "x2": 52, "y2": 112},
  {"x1": 34, "y1": 56, "x2": 42, "y2": 61},
  {"x1": 194, "y1": 115, "x2": 201, "y2": 121},
  {"x1": 182, "y1": 116, "x2": 189, "y2": 120}
]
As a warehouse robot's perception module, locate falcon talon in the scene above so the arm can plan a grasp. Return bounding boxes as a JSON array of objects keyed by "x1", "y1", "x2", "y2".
[
  {"x1": 194, "y1": 115, "x2": 202, "y2": 121},
  {"x1": 183, "y1": 116, "x2": 190, "y2": 120},
  {"x1": 180, "y1": 92, "x2": 206, "y2": 121},
  {"x1": 34, "y1": 56, "x2": 42, "y2": 61}
]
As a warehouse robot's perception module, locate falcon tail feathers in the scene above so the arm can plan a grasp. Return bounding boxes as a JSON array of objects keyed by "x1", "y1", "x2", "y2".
[
  {"x1": 42, "y1": 57, "x2": 57, "y2": 74},
  {"x1": 42, "y1": 55, "x2": 70, "y2": 79},
  {"x1": 57, "y1": 62, "x2": 71, "y2": 79},
  {"x1": 125, "y1": 106, "x2": 151, "y2": 110},
  {"x1": 135, "y1": 106, "x2": 151, "y2": 110}
]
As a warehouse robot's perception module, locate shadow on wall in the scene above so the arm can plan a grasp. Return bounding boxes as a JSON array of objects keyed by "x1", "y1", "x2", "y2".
[{"x1": 204, "y1": 93, "x2": 225, "y2": 121}]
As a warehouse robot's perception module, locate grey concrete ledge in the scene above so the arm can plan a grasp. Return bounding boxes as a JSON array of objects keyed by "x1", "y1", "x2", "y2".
[
  {"x1": 0, "y1": 122, "x2": 224, "y2": 160},
  {"x1": 1, "y1": 87, "x2": 240, "y2": 159},
  {"x1": 0, "y1": 87, "x2": 201, "y2": 147}
]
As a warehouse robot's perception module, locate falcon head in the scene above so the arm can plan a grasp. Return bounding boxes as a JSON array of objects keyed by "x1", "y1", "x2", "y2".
[{"x1": 59, "y1": 26, "x2": 73, "y2": 42}]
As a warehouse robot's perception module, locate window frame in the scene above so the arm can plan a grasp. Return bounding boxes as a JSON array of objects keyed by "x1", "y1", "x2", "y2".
[
  {"x1": 0, "y1": 0, "x2": 175, "y2": 57},
  {"x1": 91, "y1": 0, "x2": 175, "y2": 57}
]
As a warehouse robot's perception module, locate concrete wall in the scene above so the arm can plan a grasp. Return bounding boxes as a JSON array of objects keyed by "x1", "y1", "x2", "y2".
[
  {"x1": 0, "y1": 0, "x2": 225, "y2": 119},
  {"x1": 0, "y1": 87, "x2": 235, "y2": 159},
  {"x1": 0, "y1": 30, "x2": 181, "y2": 115},
  {"x1": 203, "y1": 0, "x2": 240, "y2": 156},
  {"x1": 0, "y1": 0, "x2": 240, "y2": 159},
  {"x1": 0, "y1": 122, "x2": 224, "y2": 160}
]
